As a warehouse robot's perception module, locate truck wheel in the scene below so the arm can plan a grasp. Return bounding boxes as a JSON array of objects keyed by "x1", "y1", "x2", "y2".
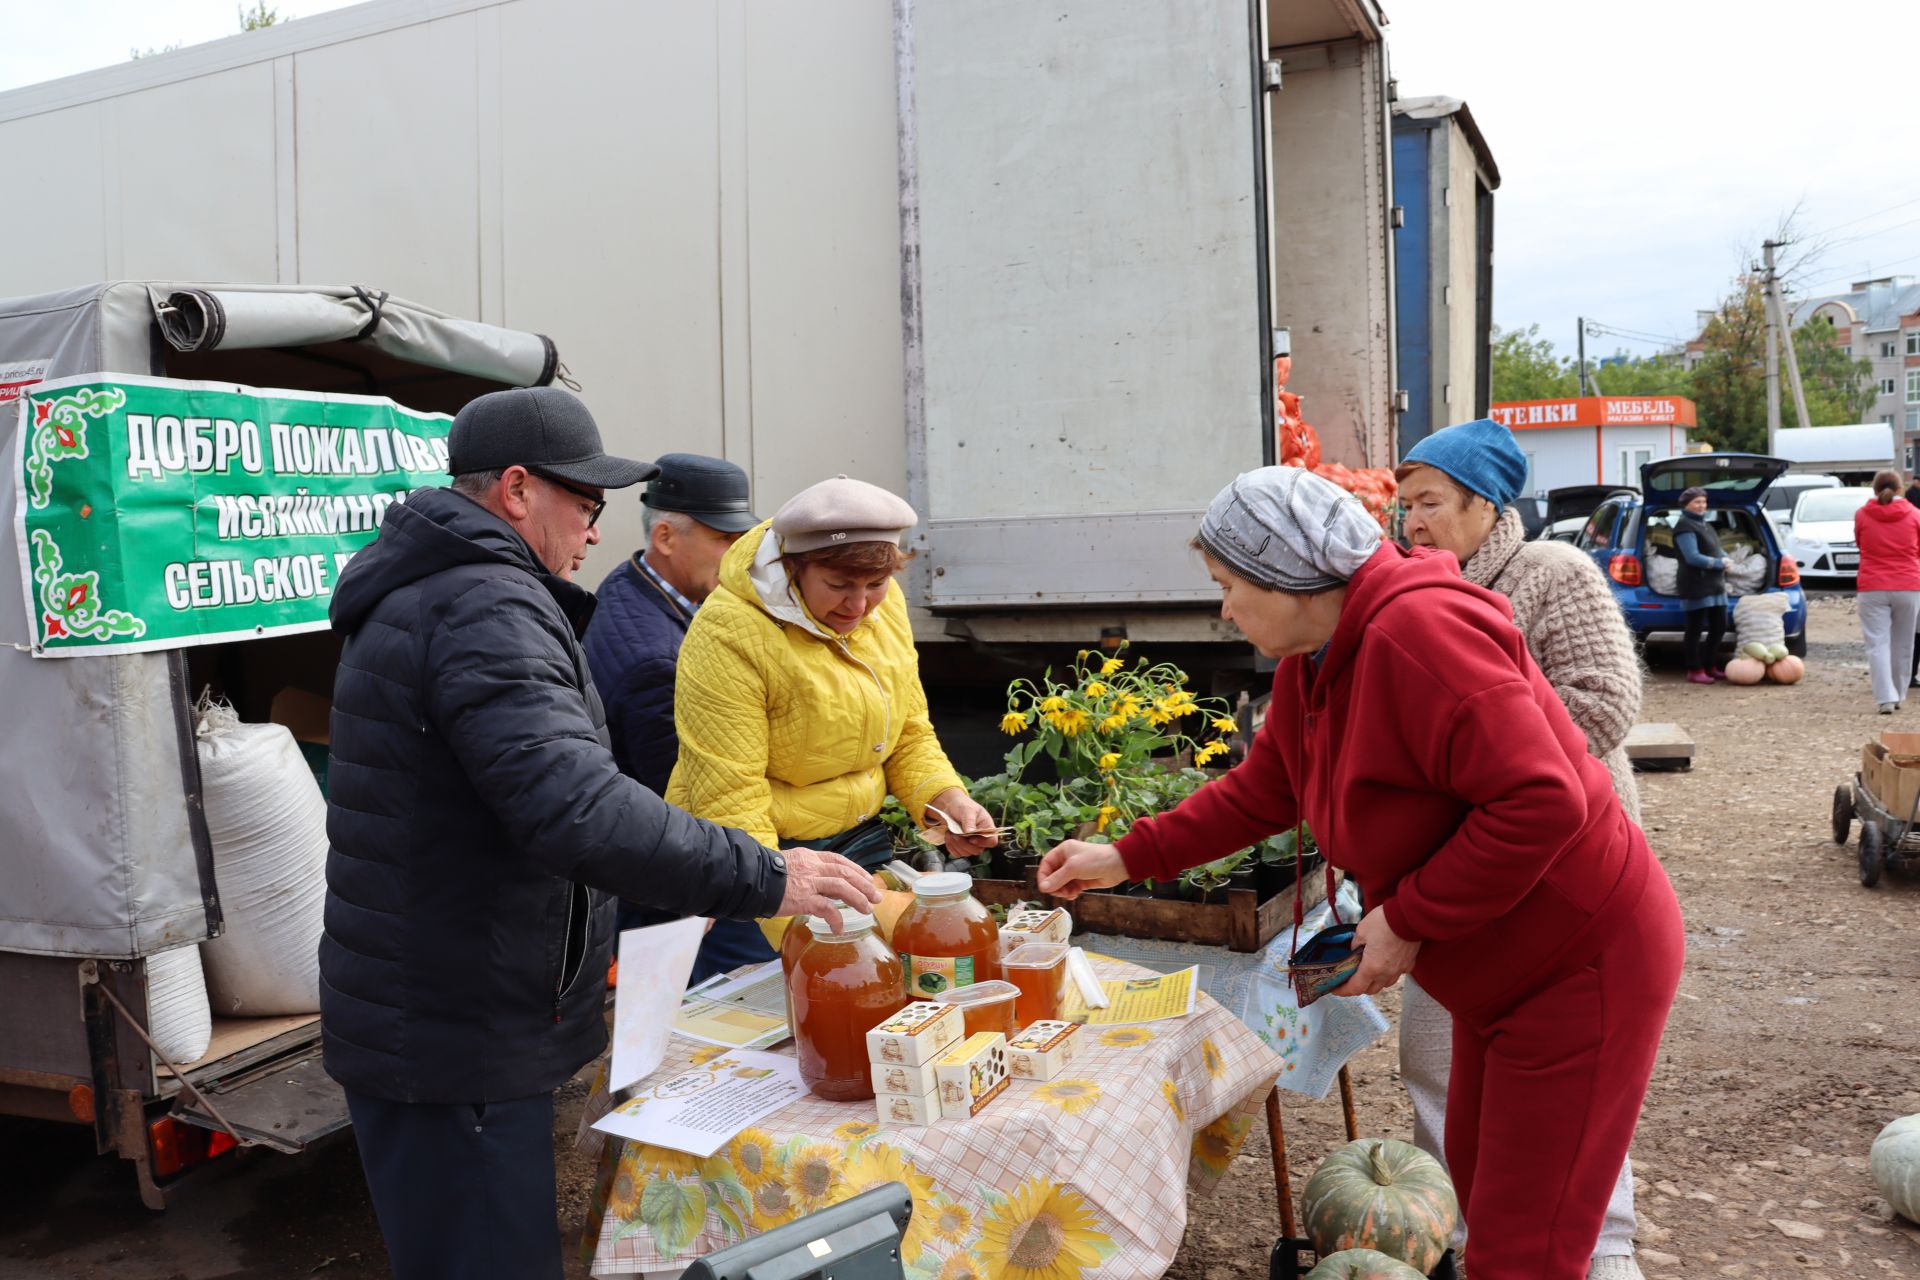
[
  {"x1": 1860, "y1": 822, "x2": 1884, "y2": 888},
  {"x1": 1787, "y1": 628, "x2": 1808, "y2": 658},
  {"x1": 1832, "y1": 784, "x2": 1854, "y2": 846}
]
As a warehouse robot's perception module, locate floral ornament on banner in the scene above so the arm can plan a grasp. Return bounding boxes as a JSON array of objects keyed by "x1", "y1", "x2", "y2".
[
  {"x1": 32, "y1": 529, "x2": 144, "y2": 644},
  {"x1": 24, "y1": 386, "x2": 123, "y2": 509}
]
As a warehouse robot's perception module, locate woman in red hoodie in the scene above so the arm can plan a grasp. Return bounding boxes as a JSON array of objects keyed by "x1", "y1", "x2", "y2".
[
  {"x1": 1852, "y1": 469, "x2": 1920, "y2": 714},
  {"x1": 1039, "y1": 467, "x2": 1685, "y2": 1280}
]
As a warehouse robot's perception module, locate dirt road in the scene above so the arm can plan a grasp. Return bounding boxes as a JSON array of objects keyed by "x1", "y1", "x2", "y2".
[{"x1": 4, "y1": 597, "x2": 1917, "y2": 1278}]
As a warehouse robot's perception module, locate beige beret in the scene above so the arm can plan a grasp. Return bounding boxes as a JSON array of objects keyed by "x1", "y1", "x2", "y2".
[{"x1": 772, "y1": 475, "x2": 918, "y2": 553}]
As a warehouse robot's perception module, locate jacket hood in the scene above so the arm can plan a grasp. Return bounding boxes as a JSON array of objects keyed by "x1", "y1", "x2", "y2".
[
  {"x1": 1859, "y1": 496, "x2": 1915, "y2": 525},
  {"x1": 718, "y1": 519, "x2": 846, "y2": 643},
  {"x1": 330, "y1": 486, "x2": 597, "y2": 636},
  {"x1": 1314, "y1": 542, "x2": 1496, "y2": 690}
]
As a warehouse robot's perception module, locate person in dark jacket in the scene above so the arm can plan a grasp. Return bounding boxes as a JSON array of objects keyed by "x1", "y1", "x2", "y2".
[
  {"x1": 1671, "y1": 486, "x2": 1729, "y2": 685},
  {"x1": 321, "y1": 387, "x2": 878, "y2": 1280},
  {"x1": 584, "y1": 455, "x2": 757, "y2": 931}
]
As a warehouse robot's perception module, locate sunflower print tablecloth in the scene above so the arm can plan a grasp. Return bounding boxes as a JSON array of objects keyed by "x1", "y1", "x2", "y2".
[{"x1": 577, "y1": 956, "x2": 1283, "y2": 1279}]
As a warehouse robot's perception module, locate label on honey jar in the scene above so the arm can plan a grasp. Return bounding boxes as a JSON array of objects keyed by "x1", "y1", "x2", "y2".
[{"x1": 902, "y1": 952, "x2": 977, "y2": 997}]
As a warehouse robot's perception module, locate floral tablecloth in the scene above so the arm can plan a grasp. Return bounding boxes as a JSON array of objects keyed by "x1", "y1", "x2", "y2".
[{"x1": 576, "y1": 956, "x2": 1283, "y2": 1279}]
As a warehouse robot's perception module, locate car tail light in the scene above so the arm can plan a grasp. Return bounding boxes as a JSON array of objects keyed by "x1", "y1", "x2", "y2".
[
  {"x1": 147, "y1": 1115, "x2": 235, "y2": 1178},
  {"x1": 1608, "y1": 555, "x2": 1642, "y2": 587},
  {"x1": 1778, "y1": 555, "x2": 1800, "y2": 587}
]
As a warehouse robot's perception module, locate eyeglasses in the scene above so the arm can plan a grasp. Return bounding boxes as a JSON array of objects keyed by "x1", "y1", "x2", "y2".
[{"x1": 528, "y1": 469, "x2": 607, "y2": 528}]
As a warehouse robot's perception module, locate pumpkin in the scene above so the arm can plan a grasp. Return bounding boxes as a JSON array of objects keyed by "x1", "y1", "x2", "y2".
[
  {"x1": 1767, "y1": 655, "x2": 1805, "y2": 685},
  {"x1": 1304, "y1": 1249, "x2": 1427, "y2": 1280},
  {"x1": 1724, "y1": 657, "x2": 1765, "y2": 685},
  {"x1": 1303, "y1": 1138, "x2": 1458, "y2": 1274},
  {"x1": 1871, "y1": 1113, "x2": 1920, "y2": 1222}
]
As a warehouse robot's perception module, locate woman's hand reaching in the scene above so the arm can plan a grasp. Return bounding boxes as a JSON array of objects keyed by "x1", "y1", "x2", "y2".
[
  {"x1": 1328, "y1": 905, "x2": 1422, "y2": 998},
  {"x1": 1037, "y1": 839, "x2": 1129, "y2": 899},
  {"x1": 927, "y1": 787, "x2": 1000, "y2": 857}
]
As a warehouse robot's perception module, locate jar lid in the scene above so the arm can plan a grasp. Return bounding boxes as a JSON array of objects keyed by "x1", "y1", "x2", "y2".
[
  {"x1": 805, "y1": 902, "x2": 877, "y2": 937},
  {"x1": 930, "y1": 979, "x2": 1019, "y2": 1006},
  {"x1": 1001, "y1": 941, "x2": 1069, "y2": 968},
  {"x1": 913, "y1": 872, "x2": 973, "y2": 899}
]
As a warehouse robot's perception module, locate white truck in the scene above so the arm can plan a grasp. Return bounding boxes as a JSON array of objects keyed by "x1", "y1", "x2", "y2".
[{"x1": 0, "y1": 0, "x2": 1400, "y2": 673}]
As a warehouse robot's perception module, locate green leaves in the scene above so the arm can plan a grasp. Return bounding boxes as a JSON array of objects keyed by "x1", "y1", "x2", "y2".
[{"x1": 636, "y1": 1178, "x2": 706, "y2": 1257}]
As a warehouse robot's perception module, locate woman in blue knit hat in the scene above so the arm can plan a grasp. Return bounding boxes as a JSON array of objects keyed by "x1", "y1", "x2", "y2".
[{"x1": 1394, "y1": 418, "x2": 1650, "y2": 1280}]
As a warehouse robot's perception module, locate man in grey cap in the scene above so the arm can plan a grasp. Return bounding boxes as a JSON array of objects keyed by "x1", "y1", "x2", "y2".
[{"x1": 321, "y1": 388, "x2": 875, "y2": 1280}]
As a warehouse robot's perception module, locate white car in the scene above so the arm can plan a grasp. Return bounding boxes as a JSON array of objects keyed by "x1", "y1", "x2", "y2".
[{"x1": 1784, "y1": 486, "x2": 1876, "y2": 581}]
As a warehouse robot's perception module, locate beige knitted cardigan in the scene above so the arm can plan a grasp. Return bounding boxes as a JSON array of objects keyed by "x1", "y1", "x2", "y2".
[{"x1": 1460, "y1": 508, "x2": 1644, "y2": 824}]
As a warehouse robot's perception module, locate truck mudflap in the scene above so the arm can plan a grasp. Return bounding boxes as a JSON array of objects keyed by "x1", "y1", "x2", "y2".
[{"x1": 174, "y1": 1048, "x2": 349, "y2": 1156}]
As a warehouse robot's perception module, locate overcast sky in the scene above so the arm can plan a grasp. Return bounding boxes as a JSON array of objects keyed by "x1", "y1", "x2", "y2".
[{"x1": 5, "y1": 1, "x2": 1916, "y2": 364}]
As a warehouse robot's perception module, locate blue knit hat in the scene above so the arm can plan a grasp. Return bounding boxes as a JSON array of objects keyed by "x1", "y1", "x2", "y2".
[{"x1": 1398, "y1": 418, "x2": 1529, "y2": 509}]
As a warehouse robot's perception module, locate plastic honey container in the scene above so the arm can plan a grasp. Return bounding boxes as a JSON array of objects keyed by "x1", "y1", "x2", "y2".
[
  {"x1": 999, "y1": 941, "x2": 1069, "y2": 1026},
  {"x1": 931, "y1": 978, "x2": 1020, "y2": 1039}
]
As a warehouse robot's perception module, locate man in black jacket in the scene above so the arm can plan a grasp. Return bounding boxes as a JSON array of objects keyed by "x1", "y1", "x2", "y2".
[{"x1": 321, "y1": 386, "x2": 877, "y2": 1280}]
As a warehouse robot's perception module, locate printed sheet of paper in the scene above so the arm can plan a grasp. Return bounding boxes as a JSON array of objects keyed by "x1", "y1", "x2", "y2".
[
  {"x1": 673, "y1": 959, "x2": 790, "y2": 1051},
  {"x1": 590, "y1": 1049, "x2": 804, "y2": 1157},
  {"x1": 1060, "y1": 963, "x2": 1199, "y2": 1025},
  {"x1": 610, "y1": 918, "x2": 707, "y2": 1091}
]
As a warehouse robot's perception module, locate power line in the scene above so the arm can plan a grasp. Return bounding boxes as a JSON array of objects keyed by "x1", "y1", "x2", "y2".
[{"x1": 1802, "y1": 190, "x2": 1920, "y2": 241}]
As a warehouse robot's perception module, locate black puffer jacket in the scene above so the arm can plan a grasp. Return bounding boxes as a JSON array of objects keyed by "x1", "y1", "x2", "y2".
[{"x1": 320, "y1": 488, "x2": 787, "y2": 1104}]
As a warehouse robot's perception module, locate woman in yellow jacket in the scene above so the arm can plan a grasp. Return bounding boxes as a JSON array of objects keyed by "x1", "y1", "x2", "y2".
[{"x1": 670, "y1": 475, "x2": 995, "y2": 982}]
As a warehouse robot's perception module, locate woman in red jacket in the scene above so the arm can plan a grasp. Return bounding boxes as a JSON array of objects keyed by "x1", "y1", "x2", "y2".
[
  {"x1": 1039, "y1": 467, "x2": 1685, "y2": 1280},
  {"x1": 1852, "y1": 469, "x2": 1920, "y2": 714}
]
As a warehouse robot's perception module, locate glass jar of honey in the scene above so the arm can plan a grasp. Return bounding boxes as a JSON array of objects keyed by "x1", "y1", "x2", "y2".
[
  {"x1": 789, "y1": 907, "x2": 907, "y2": 1101},
  {"x1": 892, "y1": 872, "x2": 1000, "y2": 1000},
  {"x1": 778, "y1": 914, "x2": 813, "y2": 1030},
  {"x1": 1000, "y1": 941, "x2": 1069, "y2": 1025}
]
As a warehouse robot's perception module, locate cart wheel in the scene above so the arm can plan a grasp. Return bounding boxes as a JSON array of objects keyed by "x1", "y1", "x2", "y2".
[
  {"x1": 1860, "y1": 822, "x2": 1884, "y2": 889},
  {"x1": 1832, "y1": 784, "x2": 1855, "y2": 846}
]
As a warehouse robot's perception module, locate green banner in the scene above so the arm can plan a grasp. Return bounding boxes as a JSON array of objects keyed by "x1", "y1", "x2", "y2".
[{"x1": 14, "y1": 374, "x2": 452, "y2": 656}]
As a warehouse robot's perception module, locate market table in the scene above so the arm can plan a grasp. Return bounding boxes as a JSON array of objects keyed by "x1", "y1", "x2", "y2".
[{"x1": 577, "y1": 954, "x2": 1285, "y2": 1280}]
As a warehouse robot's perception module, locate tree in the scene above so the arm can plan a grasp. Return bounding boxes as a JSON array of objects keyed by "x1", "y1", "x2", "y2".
[
  {"x1": 1491, "y1": 324, "x2": 1578, "y2": 401},
  {"x1": 133, "y1": 4, "x2": 283, "y2": 59},
  {"x1": 1789, "y1": 315, "x2": 1877, "y2": 426},
  {"x1": 1687, "y1": 278, "x2": 1875, "y2": 452}
]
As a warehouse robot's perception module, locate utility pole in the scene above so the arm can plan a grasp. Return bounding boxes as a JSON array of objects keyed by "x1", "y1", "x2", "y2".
[
  {"x1": 1762, "y1": 243, "x2": 1781, "y2": 456},
  {"x1": 1763, "y1": 238, "x2": 1812, "y2": 435},
  {"x1": 1577, "y1": 316, "x2": 1590, "y2": 397}
]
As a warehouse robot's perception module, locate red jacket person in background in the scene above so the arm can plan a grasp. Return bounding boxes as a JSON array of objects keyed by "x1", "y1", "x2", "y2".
[{"x1": 1040, "y1": 466, "x2": 1685, "y2": 1280}]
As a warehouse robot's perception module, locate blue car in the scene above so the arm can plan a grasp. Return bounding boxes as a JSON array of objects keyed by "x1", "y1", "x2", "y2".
[{"x1": 1573, "y1": 453, "x2": 1808, "y2": 656}]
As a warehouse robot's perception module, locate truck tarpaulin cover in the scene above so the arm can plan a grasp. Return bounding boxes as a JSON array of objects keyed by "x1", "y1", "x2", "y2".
[{"x1": 0, "y1": 282, "x2": 551, "y2": 958}]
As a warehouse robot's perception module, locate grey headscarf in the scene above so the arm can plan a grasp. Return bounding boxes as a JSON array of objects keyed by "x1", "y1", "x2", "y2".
[{"x1": 1197, "y1": 466, "x2": 1382, "y2": 593}]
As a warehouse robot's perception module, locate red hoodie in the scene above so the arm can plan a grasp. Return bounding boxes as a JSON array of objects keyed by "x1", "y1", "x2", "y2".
[
  {"x1": 1853, "y1": 497, "x2": 1920, "y2": 593},
  {"x1": 1117, "y1": 542, "x2": 1659, "y2": 1017}
]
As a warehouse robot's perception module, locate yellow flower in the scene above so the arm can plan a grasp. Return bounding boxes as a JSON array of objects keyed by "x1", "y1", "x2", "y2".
[
  {"x1": 1097, "y1": 713, "x2": 1128, "y2": 734},
  {"x1": 1000, "y1": 711, "x2": 1031, "y2": 735},
  {"x1": 607, "y1": 1162, "x2": 642, "y2": 1219},
  {"x1": 1095, "y1": 804, "x2": 1119, "y2": 833},
  {"x1": 844, "y1": 1142, "x2": 938, "y2": 1258},
  {"x1": 1096, "y1": 752, "x2": 1121, "y2": 772},
  {"x1": 1200, "y1": 1039, "x2": 1225, "y2": 1078},
  {"x1": 1212, "y1": 716, "x2": 1239, "y2": 734},
  {"x1": 1098, "y1": 1026, "x2": 1156, "y2": 1048},
  {"x1": 750, "y1": 1176, "x2": 800, "y2": 1230},
  {"x1": 783, "y1": 1141, "x2": 847, "y2": 1215},
  {"x1": 727, "y1": 1126, "x2": 781, "y2": 1190},
  {"x1": 636, "y1": 1144, "x2": 703, "y2": 1181},
  {"x1": 975, "y1": 1175, "x2": 1113, "y2": 1280},
  {"x1": 938, "y1": 1252, "x2": 988, "y2": 1280},
  {"x1": 1101, "y1": 657, "x2": 1124, "y2": 675},
  {"x1": 1144, "y1": 708, "x2": 1173, "y2": 727},
  {"x1": 1162, "y1": 1077, "x2": 1186, "y2": 1123},
  {"x1": 1159, "y1": 691, "x2": 1198, "y2": 717},
  {"x1": 832, "y1": 1119, "x2": 880, "y2": 1145},
  {"x1": 1083, "y1": 681, "x2": 1108, "y2": 698},
  {"x1": 1053, "y1": 709, "x2": 1090, "y2": 737},
  {"x1": 928, "y1": 1196, "x2": 975, "y2": 1245},
  {"x1": 1039, "y1": 695, "x2": 1069, "y2": 713},
  {"x1": 1076, "y1": 649, "x2": 1091, "y2": 660},
  {"x1": 1116, "y1": 693, "x2": 1144, "y2": 716},
  {"x1": 1194, "y1": 741, "x2": 1229, "y2": 765},
  {"x1": 1032, "y1": 1078, "x2": 1103, "y2": 1116},
  {"x1": 1191, "y1": 1114, "x2": 1254, "y2": 1178}
]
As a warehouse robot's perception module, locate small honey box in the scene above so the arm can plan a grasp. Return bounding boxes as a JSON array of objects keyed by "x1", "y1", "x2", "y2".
[
  {"x1": 866, "y1": 1000, "x2": 964, "y2": 1068},
  {"x1": 869, "y1": 1057, "x2": 941, "y2": 1098},
  {"x1": 934, "y1": 1031, "x2": 1009, "y2": 1120},
  {"x1": 875, "y1": 1087, "x2": 942, "y2": 1129},
  {"x1": 1005, "y1": 1019, "x2": 1081, "y2": 1082},
  {"x1": 1003, "y1": 907, "x2": 1072, "y2": 946}
]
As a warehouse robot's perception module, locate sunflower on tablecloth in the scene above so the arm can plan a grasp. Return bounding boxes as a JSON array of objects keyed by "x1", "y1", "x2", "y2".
[
  {"x1": 1098, "y1": 1026, "x2": 1155, "y2": 1048},
  {"x1": 974, "y1": 1175, "x2": 1117, "y2": 1280},
  {"x1": 844, "y1": 1142, "x2": 939, "y2": 1261},
  {"x1": 1190, "y1": 1112, "x2": 1255, "y2": 1180},
  {"x1": 1032, "y1": 1079, "x2": 1102, "y2": 1115}
]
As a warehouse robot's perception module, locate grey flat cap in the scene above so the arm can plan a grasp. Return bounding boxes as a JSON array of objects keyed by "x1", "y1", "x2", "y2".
[{"x1": 772, "y1": 475, "x2": 917, "y2": 553}]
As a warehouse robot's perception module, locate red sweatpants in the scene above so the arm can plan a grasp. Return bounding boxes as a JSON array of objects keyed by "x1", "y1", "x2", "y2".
[{"x1": 1444, "y1": 867, "x2": 1685, "y2": 1279}]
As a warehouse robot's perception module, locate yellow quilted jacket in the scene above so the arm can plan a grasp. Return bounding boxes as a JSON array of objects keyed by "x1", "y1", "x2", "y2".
[{"x1": 666, "y1": 521, "x2": 964, "y2": 849}]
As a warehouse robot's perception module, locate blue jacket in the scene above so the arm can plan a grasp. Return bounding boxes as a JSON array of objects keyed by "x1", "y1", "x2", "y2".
[
  {"x1": 583, "y1": 554, "x2": 692, "y2": 797},
  {"x1": 321, "y1": 490, "x2": 785, "y2": 1104}
]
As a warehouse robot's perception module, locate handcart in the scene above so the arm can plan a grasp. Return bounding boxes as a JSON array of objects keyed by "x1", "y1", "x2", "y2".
[{"x1": 1831, "y1": 771, "x2": 1920, "y2": 888}]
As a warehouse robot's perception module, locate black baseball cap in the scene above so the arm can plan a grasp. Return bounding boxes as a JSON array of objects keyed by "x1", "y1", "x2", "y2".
[
  {"x1": 643, "y1": 453, "x2": 760, "y2": 533},
  {"x1": 447, "y1": 387, "x2": 658, "y2": 489}
]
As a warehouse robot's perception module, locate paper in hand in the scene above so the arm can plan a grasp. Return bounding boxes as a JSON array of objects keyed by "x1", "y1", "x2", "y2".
[{"x1": 609, "y1": 917, "x2": 706, "y2": 1091}]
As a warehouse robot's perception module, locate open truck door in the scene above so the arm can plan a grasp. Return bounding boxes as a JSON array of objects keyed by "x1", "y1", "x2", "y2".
[{"x1": 0, "y1": 281, "x2": 558, "y2": 1207}]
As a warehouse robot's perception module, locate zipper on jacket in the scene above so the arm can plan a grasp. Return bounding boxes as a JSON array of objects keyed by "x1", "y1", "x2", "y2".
[
  {"x1": 554, "y1": 884, "x2": 590, "y2": 1023},
  {"x1": 837, "y1": 638, "x2": 893, "y2": 757}
]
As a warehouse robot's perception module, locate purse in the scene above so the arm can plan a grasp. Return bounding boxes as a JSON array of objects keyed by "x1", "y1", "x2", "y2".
[{"x1": 1283, "y1": 825, "x2": 1361, "y2": 1008}]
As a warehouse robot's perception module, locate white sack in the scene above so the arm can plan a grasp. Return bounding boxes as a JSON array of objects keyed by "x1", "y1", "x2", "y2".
[
  {"x1": 1733, "y1": 592, "x2": 1790, "y2": 650},
  {"x1": 195, "y1": 700, "x2": 327, "y2": 1015},
  {"x1": 1648, "y1": 555, "x2": 1679, "y2": 597},
  {"x1": 146, "y1": 944, "x2": 212, "y2": 1066},
  {"x1": 1725, "y1": 546, "x2": 1767, "y2": 596}
]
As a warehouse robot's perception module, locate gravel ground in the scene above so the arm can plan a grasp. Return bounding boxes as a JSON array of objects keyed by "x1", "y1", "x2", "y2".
[{"x1": 5, "y1": 598, "x2": 1917, "y2": 1279}]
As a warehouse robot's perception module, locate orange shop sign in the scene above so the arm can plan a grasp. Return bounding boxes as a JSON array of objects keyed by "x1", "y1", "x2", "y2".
[{"x1": 1490, "y1": 396, "x2": 1697, "y2": 430}]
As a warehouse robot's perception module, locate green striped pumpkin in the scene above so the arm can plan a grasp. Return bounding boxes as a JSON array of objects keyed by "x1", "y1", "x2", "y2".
[
  {"x1": 1304, "y1": 1249, "x2": 1427, "y2": 1280},
  {"x1": 1303, "y1": 1138, "x2": 1458, "y2": 1275}
]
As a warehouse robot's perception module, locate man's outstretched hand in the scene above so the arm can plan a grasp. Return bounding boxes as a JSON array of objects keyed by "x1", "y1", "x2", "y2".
[{"x1": 775, "y1": 846, "x2": 882, "y2": 932}]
